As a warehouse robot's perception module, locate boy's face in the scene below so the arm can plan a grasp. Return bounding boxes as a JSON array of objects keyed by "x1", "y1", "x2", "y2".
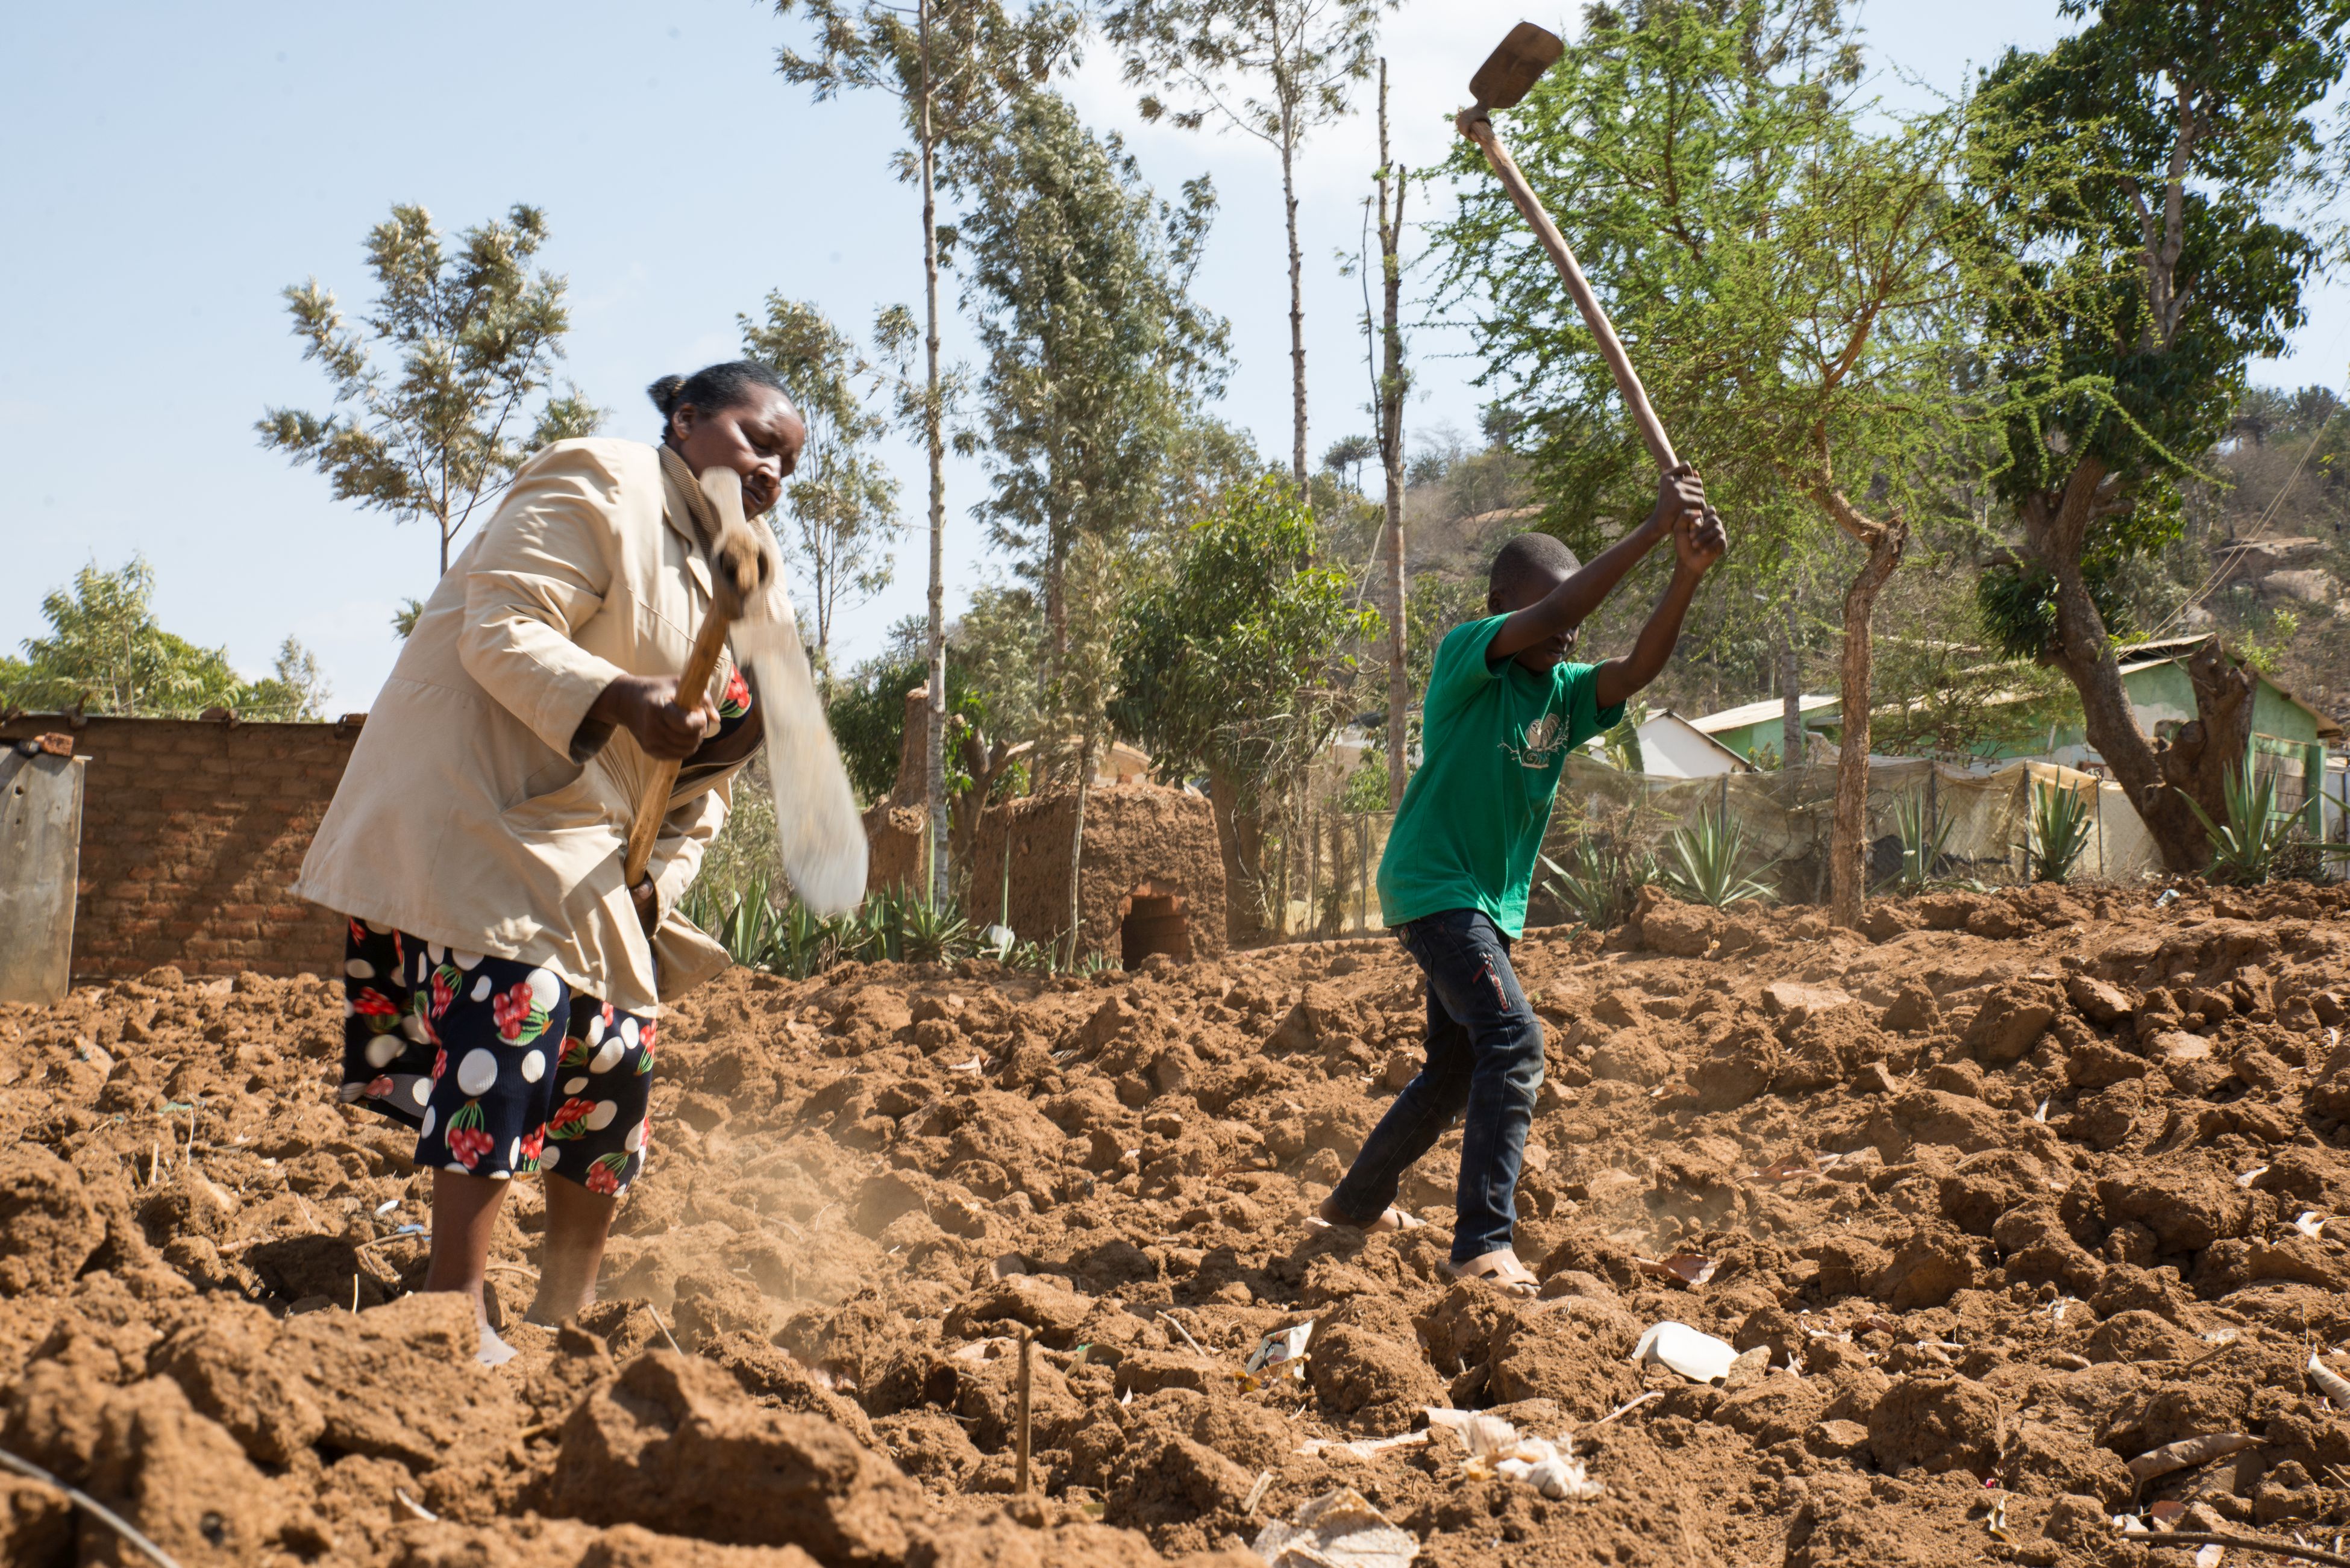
[{"x1": 1489, "y1": 564, "x2": 1578, "y2": 671}]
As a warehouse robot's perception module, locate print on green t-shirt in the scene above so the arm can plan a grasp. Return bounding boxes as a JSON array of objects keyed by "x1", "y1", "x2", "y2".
[{"x1": 1374, "y1": 614, "x2": 1625, "y2": 939}]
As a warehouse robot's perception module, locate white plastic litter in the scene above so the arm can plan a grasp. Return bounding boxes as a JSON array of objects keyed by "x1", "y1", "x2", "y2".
[
  {"x1": 1247, "y1": 1323, "x2": 1315, "y2": 1381},
  {"x1": 1252, "y1": 1487, "x2": 1416, "y2": 1568},
  {"x1": 1631, "y1": 1321, "x2": 1739, "y2": 1383},
  {"x1": 1296, "y1": 1429, "x2": 1430, "y2": 1461},
  {"x1": 1456, "y1": 1413, "x2": 1604, "y2": 1501}
]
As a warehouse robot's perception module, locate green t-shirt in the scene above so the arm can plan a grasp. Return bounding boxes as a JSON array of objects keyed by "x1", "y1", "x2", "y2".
[{"x1": 1376, "y1": 616, "x2": 1623, "y2": 938}]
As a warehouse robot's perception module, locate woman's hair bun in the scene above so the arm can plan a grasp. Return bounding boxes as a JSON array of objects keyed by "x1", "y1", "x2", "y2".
[{"x1": 648, "y1": 361, "x2": 794, "y2": 440}]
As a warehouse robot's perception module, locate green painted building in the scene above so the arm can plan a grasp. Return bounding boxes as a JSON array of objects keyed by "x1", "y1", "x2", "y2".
[{"x1": 1691, "y1": 638, "x2": 2343, "y2": 832}]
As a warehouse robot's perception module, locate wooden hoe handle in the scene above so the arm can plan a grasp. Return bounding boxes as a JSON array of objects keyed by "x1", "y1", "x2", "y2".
[
  {"x1": 620, "y1": 466, "x2": 766, "y2": 891},
  {"x1": 1458, "y1": 110, "x2": 1681, "y2": 476}
]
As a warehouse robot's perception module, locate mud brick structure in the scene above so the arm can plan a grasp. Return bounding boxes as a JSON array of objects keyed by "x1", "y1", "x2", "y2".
[
  {"x1": 855, "y1": 689, "x2": 1227, "y2": 966},
  {"x1": 0, "y1": 713, "x2": 359, "y2": 980},
  {"x1": 966, "y1": 785, "x2": 1226, "y2": 967}
]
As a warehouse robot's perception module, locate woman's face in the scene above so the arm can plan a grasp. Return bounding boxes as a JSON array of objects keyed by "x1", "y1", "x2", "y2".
[{"x1": 670, "y1": 387, "x2": 804, "y2": 516}]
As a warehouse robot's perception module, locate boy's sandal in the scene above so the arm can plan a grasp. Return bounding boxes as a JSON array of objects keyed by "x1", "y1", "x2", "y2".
[{"x1": 1446, "y1": 1248, "x2": 1539, "y2": 1296}]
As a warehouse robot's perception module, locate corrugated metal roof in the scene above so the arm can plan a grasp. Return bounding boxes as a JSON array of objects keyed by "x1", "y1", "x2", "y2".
[{"x1": 1688, "y1": 693, "x2": 1841, "y2": 733}]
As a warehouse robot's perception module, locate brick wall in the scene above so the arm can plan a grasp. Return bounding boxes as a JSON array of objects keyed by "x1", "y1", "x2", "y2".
[{"x1": 0, "y1": 714, "x2": 360, "y2": 981}]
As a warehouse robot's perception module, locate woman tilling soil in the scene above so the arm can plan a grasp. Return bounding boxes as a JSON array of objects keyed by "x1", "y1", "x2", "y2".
[{"x1": 293, "y1": 361, "x2": 803, "y2": 1361}]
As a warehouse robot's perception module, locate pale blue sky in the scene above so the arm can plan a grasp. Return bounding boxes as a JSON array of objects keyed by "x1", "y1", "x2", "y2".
[{"x1": 4, "y1": 2, "x2": 2342, "y2": 713}]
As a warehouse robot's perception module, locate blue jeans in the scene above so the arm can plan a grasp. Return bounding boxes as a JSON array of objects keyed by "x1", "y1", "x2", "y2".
[{"x1": 1329, "y1": 908, "x2": 1543, "y2": 1264}]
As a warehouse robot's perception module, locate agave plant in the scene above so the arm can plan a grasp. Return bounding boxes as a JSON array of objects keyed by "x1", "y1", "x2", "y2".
[
  {"x1": 1539, "y1": 837, "x2": 1654, "y2": 930},
  {"x1": 1656, "y1": 805, "x2": 1778, "y2": 908},
  {"x1": 2177, "y1": 761, "x2": 2299, "y2": 887},
  {"x1": 898, "y1": 890, "x2": 973, "y2": 964},
  {"x1": 1887, "y1": 787, "x2": 1954, "y2": 894},
  {"x1": 777, "y1": 896, "x2": 856, "y2": 979},
  {"x1": 2021, "y1": 779, "x2": 2096, "y2": 884},
  {"x1": 1005, "y1": 937, "x2": 1062, "y2": 974},
  {"x1": 682, "y1": 875, "x2": 786, "y2": 971}
]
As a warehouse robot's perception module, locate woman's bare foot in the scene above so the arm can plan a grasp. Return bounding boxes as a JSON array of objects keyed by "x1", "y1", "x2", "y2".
[
  {"x1": 523, "y1": 1175, "x2": 618, "y2": 1325},
  {"x1": 521, "y1": 1284, "x2": 595, "y2": 1329}
]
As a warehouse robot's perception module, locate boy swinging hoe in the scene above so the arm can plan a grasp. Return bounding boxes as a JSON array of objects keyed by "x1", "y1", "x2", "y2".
[
  {"x1": 1314, "y1": 470, "x2": 1726, "y2": 1293},
  {"x1": 1315, "y1": 17, "x2": 1732, "y2": 1293}
]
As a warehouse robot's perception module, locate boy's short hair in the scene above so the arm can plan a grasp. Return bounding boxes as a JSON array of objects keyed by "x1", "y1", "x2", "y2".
[{"x1": 1489, "y1": 532, "x2": 1582, "y2": 599}]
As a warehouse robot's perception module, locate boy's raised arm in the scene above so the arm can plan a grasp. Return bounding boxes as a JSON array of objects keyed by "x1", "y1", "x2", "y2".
[
  {"x1": 1485, "y1": 464, "x2": 1708, "y2": 664},
  {"x1": 1594, "y1": 505, "x2": 1728, "y2": 708}
]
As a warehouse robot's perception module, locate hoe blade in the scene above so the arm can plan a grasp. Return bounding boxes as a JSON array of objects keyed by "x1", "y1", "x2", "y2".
[{"x1": 1468, "y1": 21, "x2": 1564, "y2": 110}]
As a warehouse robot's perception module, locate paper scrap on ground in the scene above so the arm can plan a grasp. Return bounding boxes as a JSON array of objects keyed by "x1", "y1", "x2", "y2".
[
  {"x1": 1632, "y1": 1320, "x2": 1739, "y2": 1383},
  {"x1": 1252, "y1": 1486, "x2": 1416, "y2": 1568}
]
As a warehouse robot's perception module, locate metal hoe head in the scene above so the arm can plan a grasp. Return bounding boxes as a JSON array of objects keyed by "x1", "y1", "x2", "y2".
[{"x1": 1468, "y1": 21, "x2": 1564, "y2": 111}]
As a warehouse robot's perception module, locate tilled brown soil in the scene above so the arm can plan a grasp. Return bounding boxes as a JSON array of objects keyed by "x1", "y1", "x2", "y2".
[{"x1": 8, "y1": 882, "x2": 2350, "y2": 1566}]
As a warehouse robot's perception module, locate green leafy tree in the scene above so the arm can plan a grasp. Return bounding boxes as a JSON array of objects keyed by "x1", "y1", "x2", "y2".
[
  {"x1": 831, "y1": 643, "x2": 986, "y2": 805},
  {"x1": 1104, "y1": 0, "x2": 1392, "y2": 487},
  {"x1": 1111, "y1": 476, "x2": 1380, "y2": 935},
  {"x1": 1320, "y1": 434, "x2": 1376, "y2": 492},
  {"x1": 950, "y1": 90, "x2": 1229, "y2": 930},
  {"x1": 259, "y1": 204, "x2": 602, "y2": 577},
  {"x1": 948, "y1": 90, "x2": 1228, "y2": 950},
  {"x1": 1868, "y1": 560, "x2": 2073, "y2": 760},
  {"x1": 2, "y1": 558, "x2": 327, "y2": 719},
  {"x1": 828, "y1": 601, "x2": 1030, "y2": 869},
  {"x1": 776, "y1": 0, "x2": 1083, "y2": 905},
  {"x1": 245, "y1": 636, "x2": 334, "y2": 720},
  {"x1": 1434, "y1": 0, "x2": 1998, "y2": 925},
  {"x1": 1969, "y1": 0, "x2": 2349, "y2": 870},
  {"x1": 739, "y1": 294, "x2": 903, "y2": 683}
]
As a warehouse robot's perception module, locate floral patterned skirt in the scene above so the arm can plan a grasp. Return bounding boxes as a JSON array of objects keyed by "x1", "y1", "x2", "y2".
[{"x1": 337, "y1": 919, "x2": 654, "y2": 1196}]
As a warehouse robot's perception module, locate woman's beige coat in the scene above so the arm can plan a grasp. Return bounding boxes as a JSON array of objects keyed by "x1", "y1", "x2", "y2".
[{"x1": 292, "y1": 438, "x2": 751, "y2": 1014}]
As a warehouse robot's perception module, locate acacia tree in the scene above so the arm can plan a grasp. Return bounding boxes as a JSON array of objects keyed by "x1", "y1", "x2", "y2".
[
  {"x1": 739, "y1": 293, "x2": 901, "y2": 684},
  {"x1": 1103, "y1": 0, "x2": 1388, "y2": 487},
  {"x1": 1970, "y1": 0, "x2": 2348, "y2": 871},
  {"x1": 1111, "y1": 476, "x2": 1380, "y2": 937},
  {"x1": 776, "y1": 0, "x2": 1080, "y2": 905},
  {"x1": 258, "y1": 204, "x2": 601, "y2": 585},
  {"x1": 952, "y1": 90, "x2": 1227, "y2": 950},
  {"x1": 1435, "y1": 0, "x2": 1994, "y2": 926}
]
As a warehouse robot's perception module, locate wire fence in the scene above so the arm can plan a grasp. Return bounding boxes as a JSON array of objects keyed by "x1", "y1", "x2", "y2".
[{"x1": 1281, "y1": 752, "x2": 2174, "y2": 936}]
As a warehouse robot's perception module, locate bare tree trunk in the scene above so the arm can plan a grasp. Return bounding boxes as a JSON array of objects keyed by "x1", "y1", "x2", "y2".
[
  {"x1": 951, "y1": 728, "x2": 1009, "y2": 876},
  {"x1": 1375, "y1": 61, "x2": 1408, "y2": 810},
  {"x1": 1205, "y1": 761, "x2": 1265, "y2": 943},
  {"x1": 1067, "y1": 731, "x2": 1095, "y2": 966},
  {"x1": 1779, "y1": 596, "x2": 1802, "y2": 770},
  {"x1": 2023, "y1": 457, "x2": 2250, "y2": 870},
  {"x1": 1282, "y1": 127, "x2": 1308, "y2": 489},
  {"x1": 1042, "y1": 519, "x2": 1067, "y2": 795},
  {"x1": 2051, "y1": 578, "x2": 2252, "y2": 870},
  {"x1": 918, "y1": 0, "x2": 949, "y2": 907},
  {"x1": 1830, "y1": 517, "x2": 1906, "y2": 928}
]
